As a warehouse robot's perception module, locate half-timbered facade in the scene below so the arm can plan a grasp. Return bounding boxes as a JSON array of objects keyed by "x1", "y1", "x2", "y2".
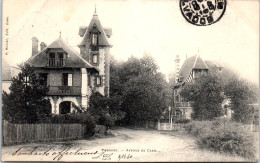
[{"x1": 173, "y1": 54, "x2": 223, "y2": 120}]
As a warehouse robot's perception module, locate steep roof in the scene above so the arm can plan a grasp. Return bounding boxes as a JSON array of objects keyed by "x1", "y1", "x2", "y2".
[
  {"x1": 204, "y1": 60, "x2": 223, "y2": 69},
  {"x1": 78, "y1": 12, "x2": 112, "y2": 46},
  {"x1": 2, "y1": 60, "x2": 21, "y2": 81},
  {"x1": 79, "y1": 26, "x2": 112, "y2": 38},
  {"x1": 26, "y1": 37, "x2": 95, "y2": 69},
  {"x1": 2, "y1": 60, "x2": 12, "y2": 81},
  {"x1": 176, "y1": 54, "x2": 208, "y2": 86},
  {"x1": 193, "y1": 55, "x2": 208, "y2": 69}
]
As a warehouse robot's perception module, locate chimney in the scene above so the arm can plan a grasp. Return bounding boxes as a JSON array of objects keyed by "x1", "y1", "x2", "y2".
[
  {"x1": 175, "y1": 55, "x2": 180, "y2": 83},
  {"x1": 40, "y1": 42, "x2": 47, "y2": 51},
  {"x1": 32, "y1": 37, "x2": 39, "y2": 56}
]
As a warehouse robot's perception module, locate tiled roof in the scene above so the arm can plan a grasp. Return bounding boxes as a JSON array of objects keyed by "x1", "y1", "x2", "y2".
[
  {"x1": 78, "y1": 14, "x2": 112, "y2": 46},
  {"x1": 2, "y1": 60, "x2": 12, "y2": 81},
  {"x1": 79, "y1": 26, "x2": 112, "y2": 38},
  {"x1": 175, "y1": 54, "x2": 210, "y2": 86},
  {"x1": 193, "y1": 55, "x2": 208, "y2": 69},
  {"x1": 26, "y1": 37, "x2": 95, "y2": 69},
  {"x1": 204, "y1": 60, "x2": 223, "y2": 70},
  {"x1": 2, "y1": 60, "x2": 21, "y2": 81}
]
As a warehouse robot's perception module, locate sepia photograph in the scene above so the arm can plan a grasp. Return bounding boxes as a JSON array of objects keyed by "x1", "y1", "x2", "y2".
[{"x1": 1, "y1": 0, "x2": 259, "y2": 162}]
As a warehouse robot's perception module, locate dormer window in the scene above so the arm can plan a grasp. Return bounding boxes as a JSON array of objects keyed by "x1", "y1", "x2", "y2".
[
  {"x1": 91, "y1": 33, "x2": 99, "y2": 51},
  {"x1": 92, "y1": 33, "x2": 98, "y2": 46},
  {"x1": 48, "y1": 52, "x2": 66, "y2": 67},
  {"x1": 90, "y1": 25, "x2": 99, "y2": 51}
]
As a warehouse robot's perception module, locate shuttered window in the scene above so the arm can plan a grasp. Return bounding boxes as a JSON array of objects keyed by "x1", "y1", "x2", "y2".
[{"x1": 63, "y1": 73, "x2": 73, "y2": 86}]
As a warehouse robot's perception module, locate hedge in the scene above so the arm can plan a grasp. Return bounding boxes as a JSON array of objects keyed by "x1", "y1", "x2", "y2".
[{"x1": 184, "y1": 118, "x2": 256, "y2": 159}]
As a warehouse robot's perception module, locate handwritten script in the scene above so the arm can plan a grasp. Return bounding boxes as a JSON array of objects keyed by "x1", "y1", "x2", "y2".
[
  {"x1": 12, "y1": 146, "x2": 99, "y2": 161},
  {"x1": 9, "y1": 146, "x2": 158, "y2": 161}
]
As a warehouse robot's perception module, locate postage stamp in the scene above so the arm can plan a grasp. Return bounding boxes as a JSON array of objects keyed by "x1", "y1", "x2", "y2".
[{"x1": 180, "y1": 0, "x2": 226, "y2": 26}]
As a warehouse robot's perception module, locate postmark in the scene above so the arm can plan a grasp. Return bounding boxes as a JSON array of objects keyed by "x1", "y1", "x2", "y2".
[{"x1": 180, "y1": 0, "x2": 226, "y2": 26}]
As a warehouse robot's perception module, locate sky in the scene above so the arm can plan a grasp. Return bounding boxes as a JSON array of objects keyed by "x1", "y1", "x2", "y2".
[{"x1": 2, "y1": 0, "x2": 259, "y2": 84}]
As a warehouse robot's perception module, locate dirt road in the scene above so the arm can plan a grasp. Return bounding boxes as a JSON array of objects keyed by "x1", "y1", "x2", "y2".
[{"x1": 2, "y1": 127, "x2": 252, "y2": 162}]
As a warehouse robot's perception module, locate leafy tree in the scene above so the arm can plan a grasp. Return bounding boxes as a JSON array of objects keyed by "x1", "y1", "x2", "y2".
[
  {"x1": 110, "y1": 56, "x2": 124, "y2": 96},
  {"x1": 117, "y1": 55, "x2": 169, "y2": 126},
  {"x1": 180, "y1": 72, "x2": 224, "y2": 120},
  {"x1": 87, "y1": 91, "x2": 125, "y2": 127},
  {"x1": 224, "y1": 77, "x2": 258, "y2": 124},
  {"x1": 2, "y1": 64, "x2": 51, "y2": 123}
]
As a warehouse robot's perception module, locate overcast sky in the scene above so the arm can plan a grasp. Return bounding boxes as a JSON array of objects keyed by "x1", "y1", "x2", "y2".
[{"x1": 2, "y1": 0, "x2": 259, "y2": 84}]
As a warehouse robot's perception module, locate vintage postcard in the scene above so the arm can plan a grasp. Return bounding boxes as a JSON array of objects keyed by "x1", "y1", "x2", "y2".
[{"x1": 1, "y1": 0, "x2": 259, "y2": 162}]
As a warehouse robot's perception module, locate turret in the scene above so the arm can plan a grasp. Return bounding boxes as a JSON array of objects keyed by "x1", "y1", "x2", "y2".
[{"x1": 175, "y1": 55, "x2": 180, "y2": 83}]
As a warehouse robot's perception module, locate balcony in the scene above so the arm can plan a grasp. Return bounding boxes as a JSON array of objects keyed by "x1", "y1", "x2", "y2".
[
  {"x1": 48, "y1": 86, "x2": 81, "y2": 96},
  {"x1": 175, "y1": 102, "x2": 194, "y2": 108},
  {"x1": 48, "y1": 59, "x2": 65, "y2": 67}
]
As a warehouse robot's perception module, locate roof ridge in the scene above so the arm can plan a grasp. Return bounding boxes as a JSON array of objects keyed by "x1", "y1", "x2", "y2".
[
  {"x1": 79, "y1": 15, "x2": 111, "y2": 46},
  {"x1": 31, "y1": 37, "x2": 66, "y2": 60},
  {"x1": 26, "y1": 42, "x2": 49, "y2": 63},
  {"x1": 58, "y1": 38, "x2": 94, "y2": 68},
  {"x1": 201, "y1": 57, "x2": 209, "y2": 69},
  {"x1": 192, "y1": 54, "x2": 199, "y2": 68}
]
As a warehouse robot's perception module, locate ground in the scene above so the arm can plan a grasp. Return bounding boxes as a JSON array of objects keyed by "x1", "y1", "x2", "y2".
[{"x1": 2, "y1": 127, "x2": 257, "y2": 162}]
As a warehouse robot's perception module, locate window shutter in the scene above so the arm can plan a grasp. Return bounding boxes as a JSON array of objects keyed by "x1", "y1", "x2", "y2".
[{"x1": 68, "y1": 74, "x2": 73, "y2": 86}]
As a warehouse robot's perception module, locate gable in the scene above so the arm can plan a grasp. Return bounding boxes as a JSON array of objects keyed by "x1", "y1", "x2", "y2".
[
  {"x1": 175, "y1": 54, "x2": 209, "y2": 86},
  {"x1": 26, "y1": 38, "x2": 95, "y2": 69},
  {"x1": 193, "y1": 55, "x2": 208, "y2": 69},
  {"x1": 78, "y1": 14, "x2": 112, "y2": 46}
]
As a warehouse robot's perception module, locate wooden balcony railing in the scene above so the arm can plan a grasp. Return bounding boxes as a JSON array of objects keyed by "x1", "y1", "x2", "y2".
[
  {"x1": 48, "y1": 86, "x2": 81, "y2": 95},
  {"x1": 48, "y1": 59, "x2": 65, "y2": 67},
  {"x1": 175, "y1": 102, "x2": 194, "y2": 107}
]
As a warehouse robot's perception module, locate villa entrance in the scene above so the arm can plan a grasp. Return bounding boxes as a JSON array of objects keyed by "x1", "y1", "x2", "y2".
[{"x1": 59, "y1": 101, "x2": 71, "y2": 114}]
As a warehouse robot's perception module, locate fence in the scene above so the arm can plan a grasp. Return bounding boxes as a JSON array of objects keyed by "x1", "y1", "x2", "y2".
[
  {"x1": 157, "y1": 122, "x2": 182, "y2": 131},
  {"x1": 2, "y1": 122, "x2": 86, "y2": 146}
]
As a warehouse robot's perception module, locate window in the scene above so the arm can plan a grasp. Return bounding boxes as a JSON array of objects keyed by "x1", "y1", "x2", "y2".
[
  {"x1": 58, "y1": 53, "x2": 63, "y2": 59},
  {"x1": 91, "y1": 33, "x2": 99, "y2": 51},
  {"x1": 92, "y1": 33, "x2": 98, "y2": 45},
  {"x1": 49, "y1": 53, "x2": 55, "y2": 59},
  {"x1": 58, "y1": 53, "x2": 64, "y2": 66},
  {"x1": 63, "y1": 73, "x2": 73, "y2": 86},
  {"x1": 48, "y1": 52, "x2": 65, "y2": 67},
  {"x1": 23, "y1": 76, "x2": 30, "y2": 86},
  {"x1": 95, "y1": 76, "x2": 102, "y2": 86},
  {"x1": 39, "y1": 73, "x2": 48, "y2": 85},
  {"x1": 96, "y1": 77, "x2": 101, "y2": 85},
  {"x1": 49, "y1": 53, "x2": 55, "y2": 66},
  {"x1": 92, "y1": 54, "x2": 98, "y2": 64}
]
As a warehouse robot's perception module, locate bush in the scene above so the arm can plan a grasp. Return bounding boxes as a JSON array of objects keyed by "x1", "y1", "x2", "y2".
[
  {"x1": 98, "y1": 114, "x2": 115, "y2": 129},
  {"x1": 184, "y1": 119, "x2": 256, "y2": 159},
  {"x1": 184, "y1": 121, "x2": 213, "y2": 136},
  {"x1": 41, "y1": 113, "x2": 96, "y2": 138},
  {"x1": 175, "y1": 119, "x2": 191, "y2": 124}
]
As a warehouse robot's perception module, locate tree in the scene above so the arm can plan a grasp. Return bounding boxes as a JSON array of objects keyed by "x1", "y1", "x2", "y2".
[
  {"x1": 87, "y1": 91, "x2": 125, "y2": 128},
  {"x1": 118, "y1": 55, "x2": 168, "y2": 126},
  {"x1": 2, "y1": 64, "x2": 51, "y2": 123},
  {"x1": 224, "y1": 77, "x2": 258, "y2": 124},
  {"x1": 180, "y1": 72, "x2": 224, "y2": 120}
]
